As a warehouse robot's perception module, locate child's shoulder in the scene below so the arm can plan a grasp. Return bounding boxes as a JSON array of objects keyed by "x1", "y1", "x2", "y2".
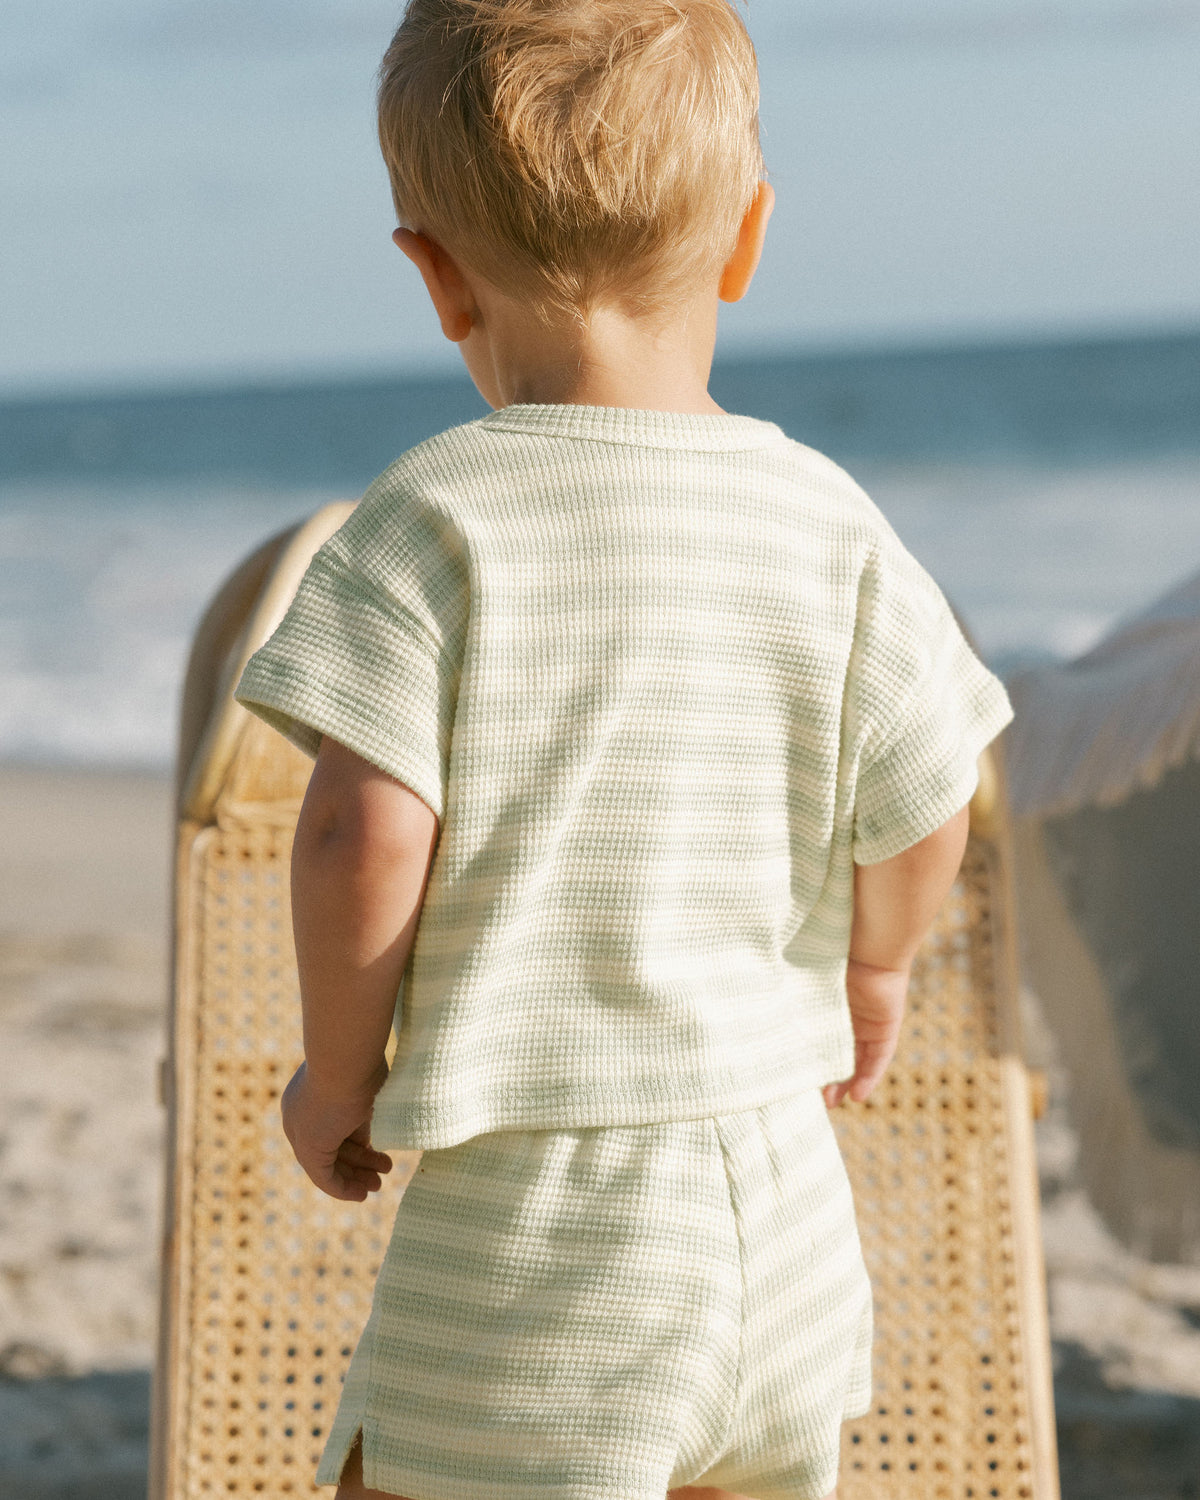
[
  {"x1": 298, "y1": 422, "x2": 501, "y2": 620},
  {"x1": 764, "y1": 439, "x2": 961, "y2": 632},
  {"x1": 325, "y1": 417, "x2": 498, "y2": 552},
  {"x1": 757, "y1": 433, "x2": 910, "y2": 559},
  {"x1": 362, "y1": 416, "x2": 497, "y2": 506}
]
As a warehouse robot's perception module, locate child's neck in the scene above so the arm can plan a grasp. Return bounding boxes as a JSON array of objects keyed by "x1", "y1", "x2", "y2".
[{"x1": 465, "y1": 289, "x2": 726, "y2": 416}]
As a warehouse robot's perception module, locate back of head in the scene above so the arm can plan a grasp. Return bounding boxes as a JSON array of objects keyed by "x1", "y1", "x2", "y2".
[{"x1": 378, "y1": 0, "x2": 764, "y2": 320}]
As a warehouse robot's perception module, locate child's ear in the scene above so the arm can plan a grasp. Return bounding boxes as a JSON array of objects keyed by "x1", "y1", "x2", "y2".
[
  {"x1": 393, "y1": 228, "x2": 476, "y2": 343},
  {"x1": 718, "y1": 182, "x2": 775, "y2": 304}
]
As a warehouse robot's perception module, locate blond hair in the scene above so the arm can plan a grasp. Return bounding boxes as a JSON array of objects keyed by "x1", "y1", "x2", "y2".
[{"x1": 377, "y1": 0, "x2": 764, "y2": 318}]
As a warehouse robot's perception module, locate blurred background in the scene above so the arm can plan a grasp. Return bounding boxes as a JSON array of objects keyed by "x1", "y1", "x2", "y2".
[
  {"x1": 3, "y1": 0, "x2": 1200, "y2": 765},
  {"x1": 1, "y1": 2, "x2": 1198, "y2": 1497}
]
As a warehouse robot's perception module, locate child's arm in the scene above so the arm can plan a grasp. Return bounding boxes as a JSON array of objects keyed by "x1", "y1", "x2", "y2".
[
  {"x1": 281, "y1": 735, "x2": 439, "y2": 1201},
  {"x1": 823, "y1": 804, "x2": 970, "y2": 1110}
]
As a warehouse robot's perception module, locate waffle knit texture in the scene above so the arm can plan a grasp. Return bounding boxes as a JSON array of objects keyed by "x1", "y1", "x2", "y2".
[
  {"x1": 236, "y1": 404, "x2": 1013, "y2": 1150},
  {"x1": 315, "y1": 1090, "x2": 873, "y2": 1500}
]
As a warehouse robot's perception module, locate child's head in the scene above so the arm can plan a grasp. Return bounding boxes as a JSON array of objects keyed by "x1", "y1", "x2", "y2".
[{"x1": 377, "y1": 0, "x2": 764, "y2": 322}]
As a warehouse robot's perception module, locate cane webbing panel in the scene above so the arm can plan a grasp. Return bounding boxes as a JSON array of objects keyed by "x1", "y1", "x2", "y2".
[
  {"x1": 162, "y1": 814, "x2": 418, "y2": 1498},
  {"x1": 158, "y1": 813, "x2": 1055, "y2": 1498},
  {"x1": 835, "y1": 835, "x2": 1056, "y2": 1498}
]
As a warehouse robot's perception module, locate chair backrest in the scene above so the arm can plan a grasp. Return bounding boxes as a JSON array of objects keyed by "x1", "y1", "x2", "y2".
[
  {"x1": 834, "y1": 761, "x2": 1059, "y2": 1498},
  {"x1": 152, "y1": 510, "x2": 1059, "y2": 1499}
]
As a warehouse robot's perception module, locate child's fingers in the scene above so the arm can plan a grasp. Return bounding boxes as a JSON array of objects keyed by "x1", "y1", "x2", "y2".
[
  {"x1": 300, "y1": 1159, "x2": 368, "y2": 1202},
  {"x1": 331, "y1": 1141, "x2": 392, "y2": 1194},
  {"x1": 338, "y1": 1159, "x2": 385, "y2": 1192},
  {"x1": 847, "y1": 1039, "x2": 894, "y2": 1102},
  {"x1": 315, "y1": 1161, "x2": 377, "y2": 1202},
  {"x1": 337, "y1": 1138, "x2": 393, "y2": 1173},
  {"x1": 290, "y1": 1141, "x2": 376, "y2": 1202},
  {"x1": 286, "y1": 1137, "x2": 392, "y2": 1202},
  {"x1": 328, "y1": 1177, "x2": 370, "y2": 1202},
  {"x1": 824, "y1": 1043, "x2": 896, "y2": 1109}
]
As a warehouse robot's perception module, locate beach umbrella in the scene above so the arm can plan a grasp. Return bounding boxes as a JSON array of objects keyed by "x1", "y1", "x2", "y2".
[{"x1": 1007, "y1": 566, "x2": 1200, "y2": 1263}]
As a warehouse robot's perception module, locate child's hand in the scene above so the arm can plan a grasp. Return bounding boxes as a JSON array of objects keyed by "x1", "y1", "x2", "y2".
[
  {"x1": 280, "y1": 1061, "x2": 394, "y2": 1201},
  {"x1": 822, "y1": 959, "x2": 909, "y2": 1109}
]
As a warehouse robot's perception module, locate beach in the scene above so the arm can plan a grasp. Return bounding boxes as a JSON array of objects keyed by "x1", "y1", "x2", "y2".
[
  {"x1": 0, "y1": 764, "x2": 1198, "y2": 1498},
  {"x1": 0, "y1": 766, "x2": 169, "y2": 1499}
]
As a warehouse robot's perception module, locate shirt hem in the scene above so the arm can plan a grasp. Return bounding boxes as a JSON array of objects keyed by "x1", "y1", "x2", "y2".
[{"x1": 368, "y1": 1057, "x2": 852, "y2": 1152}]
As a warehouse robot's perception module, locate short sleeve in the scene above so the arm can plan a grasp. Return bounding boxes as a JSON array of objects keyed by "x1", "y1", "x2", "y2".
[
  {"x1": 850, "y1": 535, "x2": 1013, "y2": 865},
  {"x1": 234, "y1": 514, "x2": 463, "y2": 820}
]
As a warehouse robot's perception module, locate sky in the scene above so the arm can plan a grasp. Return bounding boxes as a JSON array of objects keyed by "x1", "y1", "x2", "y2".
[{"x1": 2, "y1": 0, "x2": 1199, "y2": 396}]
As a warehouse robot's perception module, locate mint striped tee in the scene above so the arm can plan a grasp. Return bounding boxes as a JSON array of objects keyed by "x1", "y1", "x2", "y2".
[{"x1": 236, "y1": 404, "x2": 1012, "y2": 1150}]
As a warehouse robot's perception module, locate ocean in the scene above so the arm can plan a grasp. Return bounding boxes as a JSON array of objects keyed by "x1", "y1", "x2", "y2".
[{"x1": 2, "y1": 329, "x2": 1198, "y2": 770}]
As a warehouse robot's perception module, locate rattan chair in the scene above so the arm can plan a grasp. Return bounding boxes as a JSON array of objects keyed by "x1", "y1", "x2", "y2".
[{"x1": 151, "y1": 506, "x2": 1059, "y2": 1499}]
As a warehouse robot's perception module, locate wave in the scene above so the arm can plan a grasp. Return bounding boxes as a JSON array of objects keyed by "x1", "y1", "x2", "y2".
[{"x1": 3, "y1": 453, "x2": 1199, "y2": 769}]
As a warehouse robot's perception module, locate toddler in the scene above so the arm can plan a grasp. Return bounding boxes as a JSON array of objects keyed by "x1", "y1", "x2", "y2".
[{"x1": 236, "y1": 2, "x2": 1012, "y2": 1497}]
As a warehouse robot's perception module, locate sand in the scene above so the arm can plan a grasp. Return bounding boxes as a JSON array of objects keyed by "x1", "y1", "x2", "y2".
[
  {"x1": 0, "y1": 766, "x2": 169, "y2": 1499},
  {"x1": 1, "y1": 764, "x2": 1198, "y2": 1499}
]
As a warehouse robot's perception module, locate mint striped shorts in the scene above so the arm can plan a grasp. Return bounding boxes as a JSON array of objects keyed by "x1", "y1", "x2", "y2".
[{"x1": 317, "y1": 1090, "x2": 872, "y2": 1499}]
